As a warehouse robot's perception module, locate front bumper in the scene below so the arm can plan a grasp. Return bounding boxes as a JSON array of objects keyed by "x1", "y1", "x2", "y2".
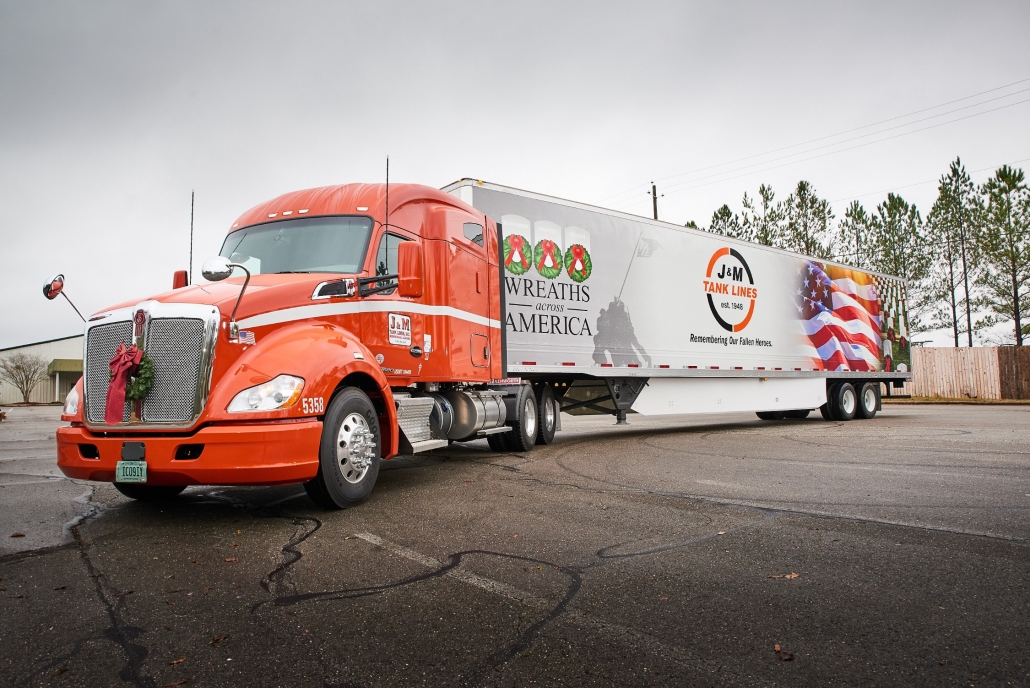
[{"x1": 57, "y1": 420, "x2": 322, "y2": 486}]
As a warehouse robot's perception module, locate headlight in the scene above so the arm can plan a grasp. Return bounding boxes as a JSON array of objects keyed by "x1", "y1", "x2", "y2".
[
  {"x1": 63, "y1": 387, "x2": 80, "y2": 415},
  {"x1": 227, "y1": 375, "x2": 304, "y2": 412}
]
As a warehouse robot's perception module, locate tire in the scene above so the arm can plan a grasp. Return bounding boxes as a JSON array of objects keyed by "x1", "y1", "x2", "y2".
[
  {"x1": 828, "y1": 382, "x2": 858, "y2": 421},
  {"x1": 756, "y1": 411, "x2": 785, "y2": 420},
  {"x1": 487, "y1": 432, "x2": 510, "y2": 452},
  {"x1": 506, "y1": 384, "x2": 538, "y2": 453},
  {"x1": 535, "y1": 384, "x2": 558, "y2": 445},
  {"x1": 784, "y1": 409, "x2": 811, "y2": 419},
  {"x1": 856, "y1": 382, "x2": 878, "y2": 419},
  {"x1": 113, "y1": 484, "x2": 186, "y2": 502},
  {"x1": 819, "y1": 403, "x2": 832, "y2": 420},
  {"x1": 304, "y1": 387, "x2": 381, "y2": 510}
]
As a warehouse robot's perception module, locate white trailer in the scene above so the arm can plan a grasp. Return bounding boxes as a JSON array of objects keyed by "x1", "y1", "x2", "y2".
[{"x1": 444, "y1": 179, "x2": 913, "y2": 427}]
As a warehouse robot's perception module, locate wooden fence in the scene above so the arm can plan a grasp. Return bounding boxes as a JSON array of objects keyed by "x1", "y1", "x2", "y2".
[
  {"x1": 998, "y1": 346, "x2": 1030, "y2": 399},
  {"x1": 894, "y1": 346, "x2": 1030, "y2": 400}
]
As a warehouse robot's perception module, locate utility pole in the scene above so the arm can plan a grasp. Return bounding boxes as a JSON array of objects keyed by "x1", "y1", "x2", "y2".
[{"x1": 651, "y1": 183, "x2": 658, "y2": 220}]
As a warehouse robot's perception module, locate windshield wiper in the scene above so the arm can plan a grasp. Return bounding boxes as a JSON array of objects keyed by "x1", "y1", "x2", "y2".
[{"x1": 273, "y1": 270, "x2": 315, "y2": 274}]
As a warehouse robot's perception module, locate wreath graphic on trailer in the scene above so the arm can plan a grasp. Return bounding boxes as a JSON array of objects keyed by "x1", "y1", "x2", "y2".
[
  {"x1": 565, "y1": 244, "x2": 592, "y2": 282},
  {"x1": 503, "y1": 234, "x2": 531, "y2": 275},
  {"x1": 534, "y1": 239, "x2": 563, "y2": 279}
]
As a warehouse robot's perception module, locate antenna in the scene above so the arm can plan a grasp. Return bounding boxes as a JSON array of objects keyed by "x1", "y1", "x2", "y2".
[
  {"x1": 189, "y1": 190, "x2": 195, "y2": 285},
  {"x1": 385, "y1": 155, "x2": 390, "y2": 229}
]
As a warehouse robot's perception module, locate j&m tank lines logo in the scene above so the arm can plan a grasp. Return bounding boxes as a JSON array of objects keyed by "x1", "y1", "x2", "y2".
[{"x1": 703, "y1": 248, "x2": 757, "y2": 332}]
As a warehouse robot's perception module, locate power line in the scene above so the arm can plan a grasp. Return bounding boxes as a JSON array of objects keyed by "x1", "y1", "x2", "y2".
[
  {"x1": 596, "y1": 76, "x2": 1030, "y2": 206},
  {"x1": 828, "y1": 156, "x2": 1030, "y2": 204},
  {"x1": 620, "y1": 155, "x2": 1030, "y2": 229},
  {"x1": 655, "y1": 88, "x2": 1030, "y2": 195},
  {"x1": 610, "y1": 96, "x2": 1030, "y2": 205}
]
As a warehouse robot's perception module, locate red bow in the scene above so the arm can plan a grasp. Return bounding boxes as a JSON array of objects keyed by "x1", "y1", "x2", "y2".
[
  {"x1": 105, "y1": 343, "x2": 142, "y2": 424},
  {"x1": 535, "y1": 239, "x2": 560, "y2": 271},
  {"x1": 568, "y1": 244, "x2": 588, "y2": 278},
  {"x1": 505, "y1": 235, "x2": 530, "y2": 270}
]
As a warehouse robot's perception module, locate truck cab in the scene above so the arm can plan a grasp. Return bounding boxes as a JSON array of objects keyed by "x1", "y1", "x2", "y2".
[{"x1": 57, "y1": 184, "x2": 537, "y2": 509}]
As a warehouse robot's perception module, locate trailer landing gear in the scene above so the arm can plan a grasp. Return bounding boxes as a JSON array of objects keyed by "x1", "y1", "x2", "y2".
[{"x1": 605, "y1": 378, "x2": 647, "y2": 425}]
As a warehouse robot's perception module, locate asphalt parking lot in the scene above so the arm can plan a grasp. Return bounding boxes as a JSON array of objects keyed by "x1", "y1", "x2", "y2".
[{"x1": 1, "y1": 404, "x2": 1028, "y2": 687}]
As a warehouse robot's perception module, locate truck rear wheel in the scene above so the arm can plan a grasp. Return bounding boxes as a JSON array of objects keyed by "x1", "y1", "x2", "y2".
[
  {"x1": 784, "y1": 409, "x2": 811, "y2": 419},
  {"x1": 304, "y1": 387, "x2": 381, "y2": 510},
  {"x1": 856, "y1": 382, "x2": 878, "y2": 419},
  {"x1": 505, "y1": 384, "x2": 538, "y2": 452},
  {"x1": 113, "y1": 484, "x2": 186, "y2": 502},
  {"x1": 828, "y1": 382, "x2": 857, "y2": 421},
  {"x1": 756, "y1": 411, "x2": 785, "y2": 420},
  {"x1": 487, "y1": 432, "x2": 509, "y2": 452},
  {"x1": 535, "y1": 384, "x2": 557, "y2": 445}
]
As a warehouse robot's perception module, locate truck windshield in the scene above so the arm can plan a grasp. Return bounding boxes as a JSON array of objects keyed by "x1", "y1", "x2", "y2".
[{"x1": 219, "y1": 216, "x2": 373, "y2": 274}]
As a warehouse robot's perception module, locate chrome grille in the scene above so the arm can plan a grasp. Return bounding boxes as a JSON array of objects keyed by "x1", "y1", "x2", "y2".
[
  {"x1": 85, "y1": 321, "x2": 134, "y2": 424},
  {"x1": 141, "y1": 318, "x2": 206, "y2": 423}
]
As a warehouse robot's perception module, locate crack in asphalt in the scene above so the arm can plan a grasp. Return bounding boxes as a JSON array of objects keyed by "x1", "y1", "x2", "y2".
[
  {"x1": 7, "y1": 486, "x2": 155, "y2": 688},
  {"x1": 69, "y1": 494, "x2": 155, "y2": 688},
  {"x1": 261, "y1": 514, "x2": 322, "y2": 599}
]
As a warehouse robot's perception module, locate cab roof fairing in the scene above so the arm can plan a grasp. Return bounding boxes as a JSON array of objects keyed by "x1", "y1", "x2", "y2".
[{"x1": 229, "y1": 183, "x2": 481, "y2": 239}]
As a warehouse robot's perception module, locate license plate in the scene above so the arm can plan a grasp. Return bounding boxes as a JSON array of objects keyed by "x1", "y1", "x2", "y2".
[{"x1": 116, "y1": 461, "x2": 147, "y2": 483}]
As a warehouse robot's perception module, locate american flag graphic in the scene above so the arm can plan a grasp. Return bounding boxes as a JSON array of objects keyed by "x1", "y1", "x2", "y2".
[{"x1": 794, "y1": 262, "x2": 883, "y2": 371}]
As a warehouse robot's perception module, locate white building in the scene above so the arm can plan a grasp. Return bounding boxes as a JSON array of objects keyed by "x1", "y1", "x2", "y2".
[{"x1": 0, "y1": 335, "x2": 84, "y2": 404}]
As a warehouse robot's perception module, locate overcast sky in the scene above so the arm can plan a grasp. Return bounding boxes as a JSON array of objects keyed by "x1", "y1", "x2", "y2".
[{"x1": 2, "y1": 1, "x2": 1029, "y2": 348}]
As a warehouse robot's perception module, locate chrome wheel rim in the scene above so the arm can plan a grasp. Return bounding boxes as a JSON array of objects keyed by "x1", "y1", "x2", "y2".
[
  {"x1": 863, "y1": 387, "x2": 876, "y2": 413},
  {"x1": 543, "y1": 396, "x2": 556, "y2": 432},
  {"x1": 337, "y1": 412, "x2": 375, "y2": 484},
  {"x1": 523, "y1": 396, "x2": 537, "y2": 438},
  {"x1": 841, "y1": 388, "x2": 856, "y2": 416}
]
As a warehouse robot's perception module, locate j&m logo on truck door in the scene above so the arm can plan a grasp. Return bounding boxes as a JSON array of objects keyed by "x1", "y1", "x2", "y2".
[{"x1": 703, "y1": 248, "x2": 758, "y2": 332}]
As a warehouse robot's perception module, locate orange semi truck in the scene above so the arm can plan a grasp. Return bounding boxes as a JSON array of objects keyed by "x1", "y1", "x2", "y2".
[{"x1": 56, "y1": 180, "x2": 912, "y2": 508}]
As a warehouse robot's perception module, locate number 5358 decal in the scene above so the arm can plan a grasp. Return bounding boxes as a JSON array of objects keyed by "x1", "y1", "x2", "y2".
[{"x1": 301, "y1": 397, "x2": 325, "y2": 414}]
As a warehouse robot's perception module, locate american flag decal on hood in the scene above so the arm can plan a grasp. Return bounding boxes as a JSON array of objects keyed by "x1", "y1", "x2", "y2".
[{"x1": 795, "y1": 262, "x2": 883, "y2": 371}]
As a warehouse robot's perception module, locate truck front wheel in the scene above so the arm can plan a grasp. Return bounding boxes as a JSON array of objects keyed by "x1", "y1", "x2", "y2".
[{"x1": 304, "y1": 387, "x2": 381, "y2": 510}]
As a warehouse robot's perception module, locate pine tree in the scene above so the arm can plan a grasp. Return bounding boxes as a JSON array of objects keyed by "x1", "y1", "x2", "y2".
[
  {"x1": 869, "y1": 193, "x2": 932, "y2": 332},
  {"x1": 836, "y1": 200, "x2": 871, "y2": 268},
  {"x1": 977, "y1": 165, "x2": 1030, "y2": 346},
  {"x1": 708, "y1": 204, "x2": 746, "y2": 239},
  {"x1": 781, "y1": 181, "x2": 834, "y2": 259},
  {"x1": 741, "y1": 184, "x2": 782, "y2": 247},
  {"x1": 924, "y1": 196, "x2": 964, "y2": 345},
  {"x1": 934, "y1": 158, "x2": 980, "y2": 345}
]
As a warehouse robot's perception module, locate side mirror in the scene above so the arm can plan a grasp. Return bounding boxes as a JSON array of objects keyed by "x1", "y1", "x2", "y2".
[
  {"x1": 43, "y1": 274, "x2": 64, "y2": 300},
  {"x1": 397, "y1": 242, "x2": 423, "y2": 298},
  {"x1": 201, "y1": 256, "x2": 233, "y2": 282},
  {"x1": 172, "y1": 270, "x2": 188, "y2": 289}
]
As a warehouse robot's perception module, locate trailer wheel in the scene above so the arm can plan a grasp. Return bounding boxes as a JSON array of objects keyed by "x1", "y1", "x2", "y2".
[
  {"x1": 784, "y1": 409, "x2": 811, "y2": 419},
  {"x1": 535, "y1": 385, "x2": 558, "y2": 445},
  {"x1": 756, "y1": 411, "x2": 785, "y2": 420},
  {"x1": 819, "y1": 403, "x2": 832, "y2": 420},
  {"x1": 113, "y1": 484, "x2": 186, "y2": 502},
  {"x1": 828, "y1": 382, "x2": 858, "y2": 421},
  {"x1": 856, "y1": 382, "x2": 878, "y2": 419},
  {"x1": 505, "y1": 384, "x2": 538, "y2": 452},
  {"x1": 304, "y1": 387, "x2": 381, "y2": 510}
]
